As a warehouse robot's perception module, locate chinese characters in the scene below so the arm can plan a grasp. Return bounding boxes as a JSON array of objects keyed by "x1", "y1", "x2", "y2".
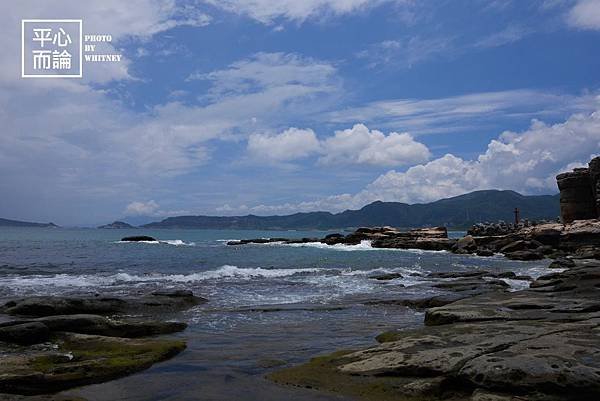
[{"x1": 31, "y1": 27, "x2": 73, "y2": 70}]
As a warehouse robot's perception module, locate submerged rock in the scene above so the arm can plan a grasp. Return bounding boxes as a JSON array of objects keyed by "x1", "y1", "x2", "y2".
[{"x1": 369, "y1": 273, "x2": 403, "y2": 281}]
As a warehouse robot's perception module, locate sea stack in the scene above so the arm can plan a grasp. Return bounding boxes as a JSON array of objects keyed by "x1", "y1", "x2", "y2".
[{"x1": 556, "y1": 156, "x2": 600, "y2": 223}]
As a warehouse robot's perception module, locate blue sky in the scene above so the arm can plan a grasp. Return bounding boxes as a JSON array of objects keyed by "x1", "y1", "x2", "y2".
[{"x1": 1, "y1": 0, "x2": 600, "y2": 225}]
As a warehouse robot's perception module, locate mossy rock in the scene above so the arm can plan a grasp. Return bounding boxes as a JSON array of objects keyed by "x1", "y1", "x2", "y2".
[
  {"x1": 267, "y1": 350, "x2": 466, "y2": 401},
  {"x1": 0, "y1": 333, "x2": 185, "y2": 395}
]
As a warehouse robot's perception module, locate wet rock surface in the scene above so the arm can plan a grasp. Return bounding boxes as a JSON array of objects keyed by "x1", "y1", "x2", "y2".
[
  {"x1": 1, "y1": 291, "x2": 206, "y2": 317},
  {"x1": 0, "y1": 332, "x2": 185, "y2": 395},
  {"x1": 270, "y1": 259, "x2": 600, "y2": 401},
  {"x1": 366, "y1": 270, "x2": 528, "y2": 311},
  {"x1": 0, "y1": 291, "x2": 200, "y2": 395}
]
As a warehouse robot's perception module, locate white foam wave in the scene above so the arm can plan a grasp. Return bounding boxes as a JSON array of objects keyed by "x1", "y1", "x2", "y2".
[
  {"x1": 280, "y1": 240, "x2": 375, "y2": 251},
  {"x1": 274, "y1": 240, "x2": 450, "y2": 254},
  {"x1": 114, "y1": 239, "x2": 195, "y2": 246},
  {"x1": 0, "y1": 264, "x2": 433, "y2": 292},
  {"x1": 161, "y1": 239, "x2": 196, "y2": 246}
]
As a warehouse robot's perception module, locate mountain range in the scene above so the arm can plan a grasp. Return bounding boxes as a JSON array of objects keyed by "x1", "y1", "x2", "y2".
[{"x1": 142, "y1": 190, "x2": 560, "y2": 230}]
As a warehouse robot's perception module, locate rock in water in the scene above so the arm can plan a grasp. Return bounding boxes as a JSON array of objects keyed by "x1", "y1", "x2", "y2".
[
  {"x1": 269, "y1": 259, "x2": 600, "y2": 400},
  {"x1": 2, "y1": 292, "x2": 206, "y2": 317},
  {"x1": 0, "y1": 333, "x2": 185, "y2": 395},
  {"x1": 120, "y1": 235, "x2": 157, "y2": 242}
]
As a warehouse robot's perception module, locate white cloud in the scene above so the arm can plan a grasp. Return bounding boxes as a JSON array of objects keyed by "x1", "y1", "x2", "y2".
[
  {"x1": 567, "y1": 0, "x2": 600, "y2": 30},
  {"x1": 188, "y1": 52, "x2": 338, "y2": 99},
  {"x1": 124, "y1": 200, "x2": 190, "y2": 217},
  {"x1": 125, "y1": 200, "x2": 160, "y2": 215},
  {"x1": 0, "y1": 0, "x2": 210, "y2": 85},
  {"x1": 319, "y1": 124, "x2": 430, "y2": 166},
  {"x1": 246, "y1": 123, "x2": 430, "y2": 166},
  {"x1": 202, "y1": 0, "x2": 398, "y2": 24},
  {"x1": 248, "y1": 128, "x2": 321, "y2": 161},
  {"x1": 356, "y1": 36, "x2": 454, "y2": 69},
  {"x1": 0, "y1": 1, "x2": 342, "y2": 224},
  {"x1": 231, "y1": 109, "x2": 600, "y2": 214},
  {"x1": 474, "y1": 25, "x2": 532, "y2": 48},
  {"x1": 325, "y1": 90, "x2": 598, "y2": 134}
]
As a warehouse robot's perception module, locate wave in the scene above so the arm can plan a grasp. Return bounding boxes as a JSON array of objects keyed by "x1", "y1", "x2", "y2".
[
  {"x1": 272, "y1": 240, "x2": 449, "y2": 254},
  {"x1": 0, "y1": 264, "x2": 431, "y2": 290},
  {"x1": 161, "y1": 239, "x2": 196, "y2": 246},
  {"x1": 114, "y1": 239, "x2": 195, "y2": 246}
]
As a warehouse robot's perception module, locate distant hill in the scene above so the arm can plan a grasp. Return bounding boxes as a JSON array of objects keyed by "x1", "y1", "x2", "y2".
[
  {"x1": 0, "y1": 218, "x2": 58, "y2": 228},
  {"x1": 98, "y1": 221, "x2": 136, "y2": 229},
  {"x1": 143, "y1": 190, "x2": 560, "y2": 230}
]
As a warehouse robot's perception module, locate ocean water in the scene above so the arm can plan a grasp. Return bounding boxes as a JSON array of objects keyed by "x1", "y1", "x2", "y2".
[{"x1": 0, "y1": 228, "x2": 555, "y2": 400}]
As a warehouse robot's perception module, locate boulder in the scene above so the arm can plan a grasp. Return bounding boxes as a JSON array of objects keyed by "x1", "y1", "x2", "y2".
[{"x1": 453, "y1": 235, "x2": 478, "y2": 254}]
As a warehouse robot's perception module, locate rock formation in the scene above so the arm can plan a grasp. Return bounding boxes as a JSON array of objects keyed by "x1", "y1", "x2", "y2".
[
  {"x1": 269, "y1": 259, "x2": 600, "y2": 401},
  {"x1": 0, "y1": 290, "x2": 206, "y2": 395},
  {"x1": 557, "y1": 157, "x2": 600, "y2": 223}
]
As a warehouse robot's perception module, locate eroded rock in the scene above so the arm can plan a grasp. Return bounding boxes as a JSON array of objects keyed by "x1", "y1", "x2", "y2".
[
  {"x1": 0, "y1": 333, "x2": 185, "y2": 395},
  {"x1": 2, "y1": 292, "x2": 205, "y2": 317}
]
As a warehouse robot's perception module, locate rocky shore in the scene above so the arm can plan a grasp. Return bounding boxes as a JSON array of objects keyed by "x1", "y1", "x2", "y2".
[
  {"x1": 0, "y1": 290, "x2": 206, "y2": 397},
  {"x1": 269, "y1": 257, "x2": 600, "y2": 401},
  {"x1": 266, "y1": 158, "x2": 600, "y2": 400},
  {"x1": 228, "y1": 219, "x2": 600, "y2": 263}
]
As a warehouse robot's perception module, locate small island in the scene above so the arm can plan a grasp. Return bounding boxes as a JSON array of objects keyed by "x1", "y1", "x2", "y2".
[{"x1": 97, "y1": 221, "x2": 136, "y2": 229}]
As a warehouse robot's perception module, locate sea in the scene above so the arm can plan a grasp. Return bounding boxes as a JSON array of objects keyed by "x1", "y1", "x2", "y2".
[{"x1": 0, "y1": 228, "x2": 556, "y2": 400}]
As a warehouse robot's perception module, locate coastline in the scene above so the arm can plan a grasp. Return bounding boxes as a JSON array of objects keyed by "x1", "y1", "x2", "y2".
[{"x1": 268, "y1": 257, "x2": 600, "y2": 401}]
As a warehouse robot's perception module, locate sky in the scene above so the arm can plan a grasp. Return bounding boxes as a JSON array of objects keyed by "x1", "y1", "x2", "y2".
[{"x1": 1, "y1": 0, "x2": 600, "y2": 226}]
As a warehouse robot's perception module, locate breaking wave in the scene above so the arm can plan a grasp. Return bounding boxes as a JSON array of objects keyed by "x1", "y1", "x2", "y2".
[{"x1": 114, "y1": 239, "x2": 196, "y2": 246}]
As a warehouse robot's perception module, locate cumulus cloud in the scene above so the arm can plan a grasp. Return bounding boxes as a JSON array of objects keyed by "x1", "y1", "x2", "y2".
[
  {"x1": 248, "y1": 128, "x2": 321, "y2": 161},
  {"x1": 202, "y1": 0, "x2": 399, "y2": 24},
  {"x1": 1, "y1": 1, "x2": 341, "y2": 224},
  {"x1": 567, "y1": 0, "x2": 600, "y2": 30},
  {"x1": 246, "y1": 124, "x2": 430, "y2": 167},
  {"x1": 319, "y1": 124, "x2": 430, "y2": 167},
  {"x1": 231, "y1": 109, "x2": 600, "y2": 214}
]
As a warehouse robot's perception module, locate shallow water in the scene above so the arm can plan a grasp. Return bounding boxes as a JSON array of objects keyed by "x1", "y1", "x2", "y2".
[{"x1": 0, "y1": 227, "x2": 553, "y2": 400}]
